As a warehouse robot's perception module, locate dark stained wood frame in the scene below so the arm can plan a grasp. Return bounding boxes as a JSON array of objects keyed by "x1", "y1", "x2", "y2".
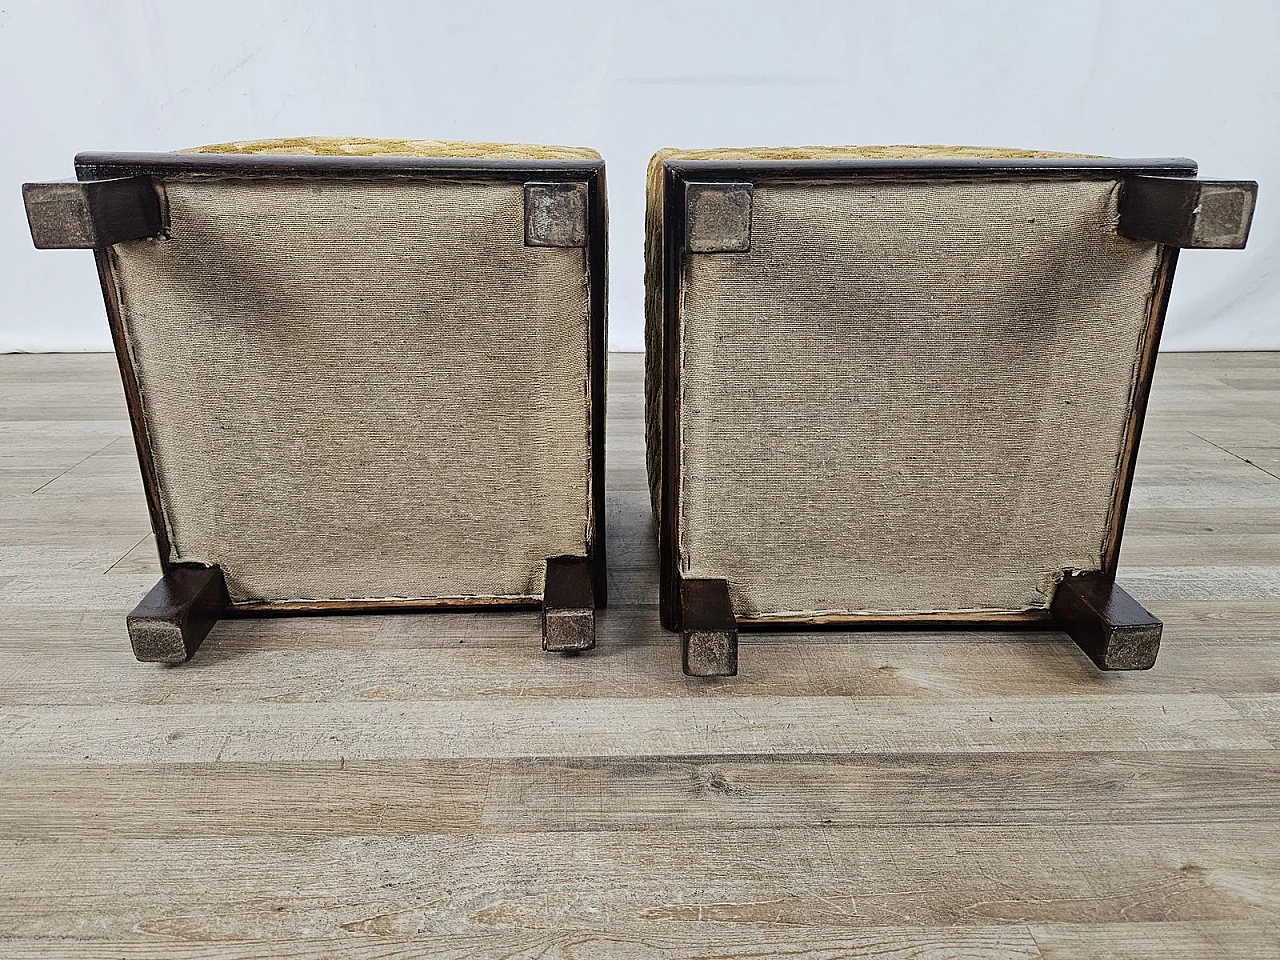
[
  {"x1": 47, "y1": 151, "x2": 608, "y2": 640},
  {"x1": 656, "y1": 157, "x2": 1215, "y2": 663}
]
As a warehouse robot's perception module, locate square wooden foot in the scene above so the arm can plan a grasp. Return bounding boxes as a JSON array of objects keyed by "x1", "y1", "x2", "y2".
[
  {"x1": 542, "y1": 555, "x2": 596, "y2": 653},
  {"x1": 1052, "y1": 572, "x2": 1162, "y2": 671},
  {"x1": 127, "y1": 565, "x2": 229, "y2": 663},
  {"x1": 680, "y1": 578, "x2": 738, "y2": 677},
  {"x1": 23, "y1": 176, "x2": 162, "y2": 249}
]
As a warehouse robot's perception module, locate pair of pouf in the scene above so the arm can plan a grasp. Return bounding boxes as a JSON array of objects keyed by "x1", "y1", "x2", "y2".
[{"x1": 23, "y1": 137, "x2": 1257, "y2": 677}]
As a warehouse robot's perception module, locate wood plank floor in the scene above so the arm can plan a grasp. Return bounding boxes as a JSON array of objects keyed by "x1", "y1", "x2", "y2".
[{"x1": 1, "y1": 351, "x2": 1278, "y2": 958}]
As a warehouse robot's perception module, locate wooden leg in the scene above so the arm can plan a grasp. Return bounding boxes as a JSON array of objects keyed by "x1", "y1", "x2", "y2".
[
  {"x1": 23, "y1": 177, "x2": 162, "y2": 249},
  {"x1": 1052, "y1": 572, "x2": 1162, "y2": 671},
  {"x1": 542, "y1": 555, "x2": 596, "y2": 653},
  {"x1": 1118, "y1": 177, "x2": 1257, "y2": 249},
  {"x1": 680, "y1": 578, "x2": 738, "y2": 677},
  {"x1": 127, "y1": 565, "x2": 229, "y2": 664}
]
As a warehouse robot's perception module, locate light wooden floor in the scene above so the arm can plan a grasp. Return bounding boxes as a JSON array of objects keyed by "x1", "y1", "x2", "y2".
[{"x1": 2, "y1": 351, "x2": 1279, "y2": 959}]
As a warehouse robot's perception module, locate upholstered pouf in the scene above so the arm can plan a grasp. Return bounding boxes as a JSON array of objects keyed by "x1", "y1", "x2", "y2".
[
  {"x1": 24, "y1": 137, "x2": 608, "y2": 661},
  {"x1": 644, "y1": 145, "x2": 1256, "y2": 676}
]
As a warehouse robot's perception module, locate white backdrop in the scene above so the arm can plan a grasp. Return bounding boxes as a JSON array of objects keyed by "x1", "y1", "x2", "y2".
[{"x1": 2, "y1": 0, "x2": 1276, "y2": 352}]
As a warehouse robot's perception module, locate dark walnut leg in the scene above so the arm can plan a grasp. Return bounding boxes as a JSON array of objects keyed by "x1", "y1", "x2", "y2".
[
  {"x1": 127, "y1": 565, "x2": 229, "y2": 664},
  {"x1": 1052, "y1": 572, "x2": 1162, "y2": 671},
  {"x1": 542, "y1": 555, "x2": 596, "y2": 653},
  {"x1": 680, "y1": 578, "x2": 738, "y2": 678}
]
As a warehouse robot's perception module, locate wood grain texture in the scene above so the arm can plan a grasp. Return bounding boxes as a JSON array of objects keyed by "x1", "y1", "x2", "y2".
[
  {"x1": 0, "y1": 350, "x2": 1277, "y2": 956},
  {"x1": 1118, "y1": 177, "x2": 1258, "y2": 249},
  {"x1": 3, "y1": 751, "x2": 1276, "y2": 841},
  {"x1": 1031, "y1": 921, "x2": 1280, "y2": 959},
  {"x1": 0, "y1": 824, "x2": 1274, "y2": 939},
  {"x1": 0, "y1": 928, "x2": 1046, "y2": 960}
]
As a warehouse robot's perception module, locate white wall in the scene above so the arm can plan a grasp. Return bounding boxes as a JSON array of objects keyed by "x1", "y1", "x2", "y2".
[{"x1": 2, "y1": 0, "x2": 1276, "y2": 352}]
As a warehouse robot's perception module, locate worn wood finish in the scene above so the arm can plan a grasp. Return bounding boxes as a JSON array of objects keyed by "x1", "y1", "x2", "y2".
[
  {"x1": 541, "y1": 555, "x2": 596, "y2": 652},
  {"x1": 1051, "y1": 572, "x2": 1163, "y2": 670},
  {"x1": 224, "y1": 596, "x2": 541, "y2": 616},
  {"x1": 126, "y1": 564, "x2": 228, "y2": 663},
  {"x1": 1119, "y1": 177, "x2": 1259, "y2": 249},
  {"x1": 22, "y1": 177, "x2": 162, "y2": 249},
  {"x1": 735, "y1": 609, "x2": 1055, "y2": 628},
  {"x1": 1, "y1": 351, "x2": 1278, "y2": 956},
  {"x1": 31, "y1": 151, "x2": 609, "y2": 625},
  {"x1": 75, "y1": 152, "x2": 604, "y2": 182},
  {"x1": 683, "y1": 181, "x2": 753, "y2": 253},
  {"x1": 523, "y1": 181, "x2": 589, "y2": 247},
  {"x1": 663, "y1": 157, "x2": 1199, "y2": 182},
  {"x1": 680, "y1": 577, "x2": 738, "y2": 677},
  {"x1": 585, "y1": 164, "x2": 609, "y2": 605},
  {"x1": 658, "y1": 162, "x2": 686, "y2": 631}
]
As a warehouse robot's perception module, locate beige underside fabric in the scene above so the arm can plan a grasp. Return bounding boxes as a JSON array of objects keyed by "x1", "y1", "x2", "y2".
[
  {"x1": 643, "y1": 146, "x2": 1161, "y2": 617},
  {"x1": 111, "y1": 177, "x2": 591, "y2": 604},
  {"x1": 642, "y1": 145, "x2": 1096, "y2": 521}
]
